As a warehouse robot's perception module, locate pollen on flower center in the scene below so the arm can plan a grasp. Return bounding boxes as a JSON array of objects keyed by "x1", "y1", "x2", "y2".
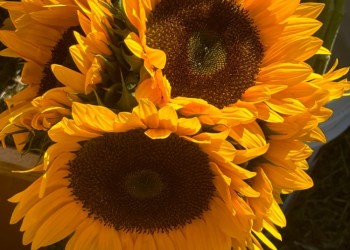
[
  {"x1": 68, "y1": 130, "x2": 215, "y2": 233},
  {"x1": 188, "y1": 31, "x2": 227, "y2": 76},
  {"x1": 38, "y1": 26, "x2": 82, "y2": 95},
  {"x1": 146, "y1": 0, "x2": 264, "y2": 108}
]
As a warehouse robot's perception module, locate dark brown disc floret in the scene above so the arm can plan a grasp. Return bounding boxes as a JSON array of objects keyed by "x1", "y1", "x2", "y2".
[
  {"x1": 146, "y1": 0, "x2": 264, "y2": 108},
  {"x1": 68, "y1": 130, "x2": 215, "y2": 233}
]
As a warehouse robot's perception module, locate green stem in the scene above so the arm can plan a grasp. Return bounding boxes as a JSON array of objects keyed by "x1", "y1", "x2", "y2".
[
  {"x1": 315, "y1": 0, "x2": 345, "y2": 73},
  {"x1": 306, "y1": 0, "x2": 345, "y2": 74}
]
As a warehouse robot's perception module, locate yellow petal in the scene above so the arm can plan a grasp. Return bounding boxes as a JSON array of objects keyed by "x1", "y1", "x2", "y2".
[
  {"x1": 66, "y1": 218, "x2": 100, "y2": 250},
  {"x1": 154, "y1": 234, "x2": 175, "y2": 250},
  {"x1": 145, "y1": 128, "x2": 172, "y2": 139},
  {"x1": 51, "y1": 64, "x2": 86, "y2": 93},
  {"x1": 135, "y1": 234, "x2": 157, "y2": 250},
  {"x1": 217, "y1": 160, "x2": 256, "y2": 180},
  {"x1": 122, "y1": 0, "x2": 142, "y2": 30},
  {"x1": 268, "y1": 0, "x2": 299, "y2": 23},
  {"x1": 133, "y1": 99, "x2": 159, "y2": 128},
  {"x1": 221, "y1": 105, "x2": 257, "y2": 125},
  {"x1": 118, "y1": 231, "x2": 134, "y2": 249},
  {"x1": 262, "y1": 163, "x2": 313, "y2": 190},
  {"x1": 158, "y1": 105, "x2": 177, "y2": 131},
  {"x1": 30, "y1": 5, "x2": 79, "y2": 27},
  {"x1": 231, "y1": 175, "x2": 260, "y2": 198},
  {"x1": 124, "y1": 32, "x2": 144, "y2": 58},
  {"x1": 0, "y1": 47, "x2": 20, "y2": 57},
  {"x1": 176, "y1": 117, "x2": 201, "y2": 136},
  {"x1": 31, "y1": 202, "x2": 87, "y2": 250},
  {"x1": 21, "y1": 61, "x2": 43, "y2": 85},
  {"x1": 184, "y1": 218, "x2": 213, "y2": 250},
  {"x1": 263, "y1": 220, "x2": 282, "y2": 241},
  {"x1": 266, "y1": 98, "x2": 306, "y2": 115},
  {"x1": 254, "y1": 103, "x2": 284, "y2": 123},
  {"x1": 97, "y1": 226, "x2": 123, "y2": 250},
  {"x1": 135, "y1": 69, "x2": 171, "y2": 107},
  {"x1": 229, "y1": 122, "x2": 266, "y2": 149},
  {"x1": 264, "y1": 36, "x2": 322, "y2": 65},
  {"x1": 209, "y1": 197, "x2": 243, "y2": 241},
  {"x1": 268, "y1": 199, "x2": 287, "y2": 228},
  {"x1": 71, "y1": 102, "x2": 117, "y2": 131},
  {"x1": 70, "y1": 45, "x2": 90, "y2": 74},
  {"x1": 48, "y1": 118, "x2": 101, "y2": 143},
  {"x1": 9, "y1": 179, "x2": 42, "y2": 224},
  {"x1": 283, "y1": 17, "x2": 321, "y2": 37},
  {"x1": 293, "y1": 3, "x2": 324, "y2": 18},
  {"x1": 253, "y1": 230, "x2": 277, "y2": 250},
  {"x1": 234, "y1": 144, "x2": 270, "y2": 165},
  {"x1": 145, "y1": 46, "x2": 166, "y2": 69},
  {"x1": 249, "y1": 167, "x2": 273, "y2": 231},
  {"x1": 167, "y1": 229, "x2": 187, "y2": 248},
  {"x1": 316, "y1": 46, "x2": 331, "y2": 55},
  {"x1": 21, "y1": 188, "x2": 73, "y2": 232},
  {"x1": 257, "y1": 62, "x2": 312, "y2": 86},
  {"x1": 77, "y1": 10, "x2": 91, "y2": 34},
  {"x1": 0, "y1": 30, "x2": 50, "y2": 63},
  {"x1": 241, "y1": 85, "x2": 272, "y2": 103}
]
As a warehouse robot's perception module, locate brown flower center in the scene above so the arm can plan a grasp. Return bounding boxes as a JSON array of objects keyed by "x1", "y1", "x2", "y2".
[
  {"x1": 146, "y1": 0, "x2": 264, "y2": 108},
  {"x1": 68, "y1": 130, "x2": 215, "y2": 233}
]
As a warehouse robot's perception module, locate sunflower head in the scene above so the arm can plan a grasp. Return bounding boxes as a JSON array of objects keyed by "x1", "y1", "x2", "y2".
[
  {"x1": 145, "y1": 0, "x2": 264, "y2": 108},
  {"x1": 8, "y1": 99, "x2": 261, "y2": 249},
  {"x1": 124, "y1": 0, "x2": 268, "y2": 108},
  {"x1": 0, "y1": 0, "x2": 88, "y2": 151},
  {"x1": 68, "y1": 129, "x2": 216, "y2": 234}
]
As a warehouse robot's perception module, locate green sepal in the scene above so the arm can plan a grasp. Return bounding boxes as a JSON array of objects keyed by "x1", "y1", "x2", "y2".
[
  {"x1": 121, "y1": 46, "x2": 142, "y2": 71},
  {"x1": 92, "y1": 89, "x2": 105, "y2": 106},
  {"x1": 108, "y1": 43, "x2": 130, "y2": 70},
  {"x1": 110, "y1": 28, "x2": 130, "y2": 41},
  {"x1": 98, "y1": 0, "x2": 127, "y2": 30},
  {"x1": 77, "y1": 87, "x2": 106, "y2": 106},
  {"x1": 115, "y1": 71, "x2": 138, "y2": 111},
  {"x1": 96, "y1": 54, "x2": 122, "y2": 84},
  {"x1": 104, "y1": 82, "x2": 122, "y2": 108}
]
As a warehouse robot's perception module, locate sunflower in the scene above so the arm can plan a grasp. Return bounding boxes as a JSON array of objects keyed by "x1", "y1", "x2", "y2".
[
  {"x1": 9, "y1": 99, "x2": 265, "y2": 249},
  {"x1": 50, "y1": 0, "x2": 113, "y2": 95},
  {"x1": 50, "y1": 0, "x2": 146, "y2": 111},
  {"x1": 124, "y1": 0, "x2": 349, "y2": 117},
  {"x1": 0, "y1": 0, "x2": 87, "y2": 150},
  {"x1": 122, "y1": 0, "x2": 350, "y2": 248}
]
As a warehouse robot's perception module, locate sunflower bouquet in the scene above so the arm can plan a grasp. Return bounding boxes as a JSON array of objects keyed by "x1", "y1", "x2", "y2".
[{"x1": 0, "y1": 0, "x2": 349, "y2": 249}]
